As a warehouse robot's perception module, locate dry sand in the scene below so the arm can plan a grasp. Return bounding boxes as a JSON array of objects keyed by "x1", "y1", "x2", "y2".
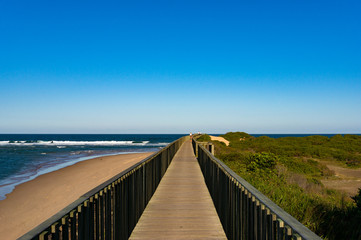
[
  {"x1": 209, "y1": 135, "x2": 229, "y2": 146},
  {"x1": 0, "y1": 152, "x2": 153, "y2": 240},
  {"x1": 321, "y1": 164, "x2": 361, "y2": 197}
]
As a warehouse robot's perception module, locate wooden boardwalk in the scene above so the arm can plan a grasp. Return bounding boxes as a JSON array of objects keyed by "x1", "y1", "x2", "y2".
[{"x1": 130, "y1": 141, "x2": 227, "y2": 239}]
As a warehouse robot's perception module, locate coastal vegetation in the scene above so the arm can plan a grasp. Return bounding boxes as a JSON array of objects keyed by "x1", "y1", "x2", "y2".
[{"x1": 202, "y1": 132, "x2": 361, "y2": 239}]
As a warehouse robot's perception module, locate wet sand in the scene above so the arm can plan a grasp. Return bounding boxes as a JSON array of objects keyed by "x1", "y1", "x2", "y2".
[{"x1": 0, "y1": 152, "x2": 153, "y2": 239}]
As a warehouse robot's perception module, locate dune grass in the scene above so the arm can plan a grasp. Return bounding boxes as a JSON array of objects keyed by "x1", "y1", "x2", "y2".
[{"x1": 207, "y1": 132, "x2": 361, "y2": 239}]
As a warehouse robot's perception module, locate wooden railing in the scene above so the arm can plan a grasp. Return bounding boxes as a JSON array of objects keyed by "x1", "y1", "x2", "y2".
[
  {"x1": 193, "y1": 140, "x2": 322, "y2": 240},
  {"x1": 19, "y1": 136, "x2": 187, "y2": 240}
]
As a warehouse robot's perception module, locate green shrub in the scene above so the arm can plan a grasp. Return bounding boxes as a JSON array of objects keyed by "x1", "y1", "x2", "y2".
[
  {"x1": 351, "y1": 188, "x2": 361, "y2": 210},
  {"x1": 221, "y1": 132, "x2": 252, "y2": 141},
  {"x1": 246, "y1": 152, "x2": 277, "y2": 171},
  {"x1": 213, "y1": 132, "x2": 361, "y2": 239},
  {"x1": 218, "y1": 152, "x2": 247, "y2": 162},
  {"x1": 196, "y1": 134, "x2": 211, "y2": 142}
]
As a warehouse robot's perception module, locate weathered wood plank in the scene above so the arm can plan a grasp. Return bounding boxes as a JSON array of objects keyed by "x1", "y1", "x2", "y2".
[{"x1": 130, "y1": 141, "x2": 227, "y2": 239}]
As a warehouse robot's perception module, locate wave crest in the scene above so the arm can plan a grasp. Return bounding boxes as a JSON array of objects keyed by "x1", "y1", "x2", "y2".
[{"x1": 0, "y1": 140, "x2": 161, "y2": 146}]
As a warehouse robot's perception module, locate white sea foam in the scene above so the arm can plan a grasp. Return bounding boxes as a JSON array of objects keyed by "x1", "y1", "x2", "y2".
[{"x1": 0, "y1": 140, "x2": 156, "y2": 146}]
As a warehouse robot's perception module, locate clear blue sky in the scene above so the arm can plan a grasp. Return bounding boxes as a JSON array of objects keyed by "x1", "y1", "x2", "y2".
[{"x1": 1, "y1": 0, "x2": 360, "y2": 134}]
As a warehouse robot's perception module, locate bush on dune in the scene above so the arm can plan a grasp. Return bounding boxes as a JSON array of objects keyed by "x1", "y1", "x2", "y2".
[
  {"x1": 196, "y1": 134, "x2": 211, "y2": 142},
  {"x1": 208, "y1": 132, "x2": 361, "y2": 239}
]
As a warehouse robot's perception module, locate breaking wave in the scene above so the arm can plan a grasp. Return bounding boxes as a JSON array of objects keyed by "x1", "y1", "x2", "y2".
[{"x1": 0, "y1": 140, "x2": 164, "y2": 146}]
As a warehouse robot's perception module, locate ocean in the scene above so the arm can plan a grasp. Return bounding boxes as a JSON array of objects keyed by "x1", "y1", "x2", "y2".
[
  {"x1": 250, "y1": 134, "x2": 361, "y2": 138},
  {"x1": 1, "y1": 133, "x2": 359, "y2": 200},
  {"x1": 0, "y1": 134, "x2": 185, "y2": 200}
]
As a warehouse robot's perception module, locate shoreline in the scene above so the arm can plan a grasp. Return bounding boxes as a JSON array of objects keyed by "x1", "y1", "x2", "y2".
[
  {"x1": 0, "y1": 151, "x2": 153, "y2": 240},
  {"x1": 0, "y1": 151, "x2": 148, "y2": 201}
]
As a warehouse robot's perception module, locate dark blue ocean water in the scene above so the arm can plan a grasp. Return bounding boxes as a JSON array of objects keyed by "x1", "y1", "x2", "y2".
[
  {"x1": 0, "y1": 134, "x2": 185, "y2": 200},
  {"x1": 213, "y1": 133, "x2": 361, "y2": 138},
  {"x1": 251, "y1": 134, "x2": 361, "y2": 138}
]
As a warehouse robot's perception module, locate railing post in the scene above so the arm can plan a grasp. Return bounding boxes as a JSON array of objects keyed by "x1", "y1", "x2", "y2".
[
  {"x1": 209, "y1": 143, "x2": 214, "y2": 155},
  {"x1": 195, "y1": 141, "x2": 199, "y2": 157},
  {"x1": 277, "y1": 218, "x2": 285, "y2": 239},
  {"x1": 39, "y1": 231, "x2": 49, "y2": 240},
  {"x1": 77, "y1": 204, "x2": 84, "y2": 240},
  {"x1": 69, "y1": 210, "x2": 76, "y2": 239},
  {"x1": 50, "y1": 222, "x2": 59, "y2": 240},
  {"x1": 61, "y1": 215, "x2": 69, "y2": 240},
  {"x1": 83, "y1": 200, "x2": 90, "y2": 240}
]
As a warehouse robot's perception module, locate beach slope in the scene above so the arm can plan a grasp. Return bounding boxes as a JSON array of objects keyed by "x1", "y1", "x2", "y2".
[{"x1": 0, "y1": 152, "x2": 153, "y2": 239}]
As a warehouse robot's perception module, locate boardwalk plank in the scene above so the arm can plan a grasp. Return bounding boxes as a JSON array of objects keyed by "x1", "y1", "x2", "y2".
[{"x1": 129, "y1": 141, "x2": 227, "y2": 239}]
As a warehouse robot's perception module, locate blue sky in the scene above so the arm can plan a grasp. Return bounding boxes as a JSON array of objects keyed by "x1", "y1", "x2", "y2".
[{"x1": 1, "y1": 0, "x2": 360, "y2": 134}]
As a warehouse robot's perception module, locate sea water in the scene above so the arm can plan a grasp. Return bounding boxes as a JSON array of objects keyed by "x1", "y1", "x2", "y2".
[{"x1": 0, "y1": 134, "x2": 185, "y2": 200}]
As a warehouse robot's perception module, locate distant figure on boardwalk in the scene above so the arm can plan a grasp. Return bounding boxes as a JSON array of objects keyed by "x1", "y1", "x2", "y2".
[{"x1": 190, "y1": 132, "x2": 193, "y2": 141}]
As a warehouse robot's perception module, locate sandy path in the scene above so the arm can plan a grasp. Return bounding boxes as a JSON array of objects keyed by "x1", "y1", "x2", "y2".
[
  {"x1": 321, "y1": 164, "x2": 361, "y2": 197},
  {"x1": 210, "y1": 135, "x2": 229, "y2": 146},
  {"x1": 0, "y1": 152, "x2": 153, "y2": 240}
]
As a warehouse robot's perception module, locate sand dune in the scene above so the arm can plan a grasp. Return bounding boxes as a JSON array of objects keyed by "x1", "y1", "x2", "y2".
[{"x1": 209, "y1": 135, "x2": 229, "y2": 146}]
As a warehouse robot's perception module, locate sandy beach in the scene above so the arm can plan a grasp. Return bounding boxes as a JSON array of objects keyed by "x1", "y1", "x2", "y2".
[{"x1": 0, "y1": 152, "x2": 153, "y2": 240}]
